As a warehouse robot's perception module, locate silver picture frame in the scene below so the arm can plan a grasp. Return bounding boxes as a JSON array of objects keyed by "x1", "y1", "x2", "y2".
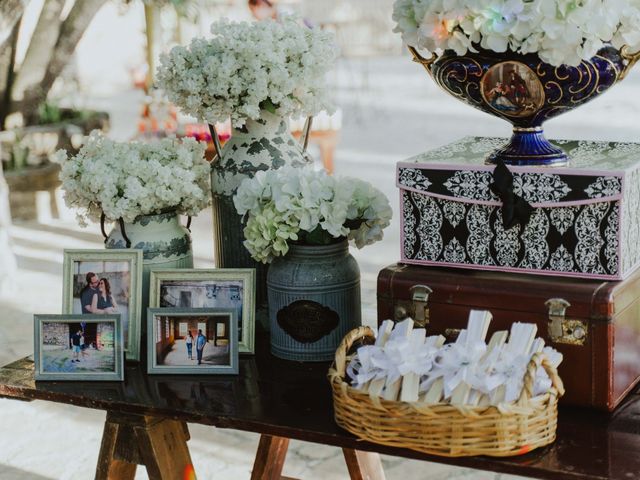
[
  {"x1": 147, "y1": 308, "x2": 239, "y2": 375},
  {"x1": 34, "y1": 314, "x2": 124, "y2": 381},
  {"x1": 62, "y1": 249, "x2": 143, "y2": 361}
]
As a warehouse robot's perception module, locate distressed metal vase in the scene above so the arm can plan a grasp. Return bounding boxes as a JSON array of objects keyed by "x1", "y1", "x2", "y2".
[
  {"x1": 211, "y1": 109, "x2": 310, "y2": 330},
  {"x1": 267, "y1": 240, "x2": 361, "y2": 362},
  {"x1": 105, "y1": 211, "x2": 193, "y2": 311}
]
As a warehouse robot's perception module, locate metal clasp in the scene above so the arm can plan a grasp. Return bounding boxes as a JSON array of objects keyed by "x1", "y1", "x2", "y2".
[
  {"x1": 394, "y1": 285, "x2": 432, "y2": 327},
  {"x1": 545, "y1": 298, "x2": 588, "y2": 345}
]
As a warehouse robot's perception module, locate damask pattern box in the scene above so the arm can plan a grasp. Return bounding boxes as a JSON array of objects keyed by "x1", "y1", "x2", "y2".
[{"x1": 397, "y1": 137, "x2": 640, "y2": 280}]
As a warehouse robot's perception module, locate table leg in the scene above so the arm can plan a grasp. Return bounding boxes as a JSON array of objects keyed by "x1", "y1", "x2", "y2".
[
  {"x1": 95, "y1": 419, "x2": 137, "y2": 480},
  {"x1": 250, "y1": 434, "x2": 386, "y2": 480},
  {"x1": 342, "y1": 449, "x2": 386, "y2": 480},
  {"x1": 95, "y1": 411, "x2": 195, "y2": 480},
  {"x1": 251, "y1": 434, "x2": 290, "y2": 480}
]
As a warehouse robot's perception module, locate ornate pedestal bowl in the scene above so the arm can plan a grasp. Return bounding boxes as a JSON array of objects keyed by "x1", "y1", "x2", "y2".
[{"x1": 410, "y1": 46, "x2": 640, "y2": 166}]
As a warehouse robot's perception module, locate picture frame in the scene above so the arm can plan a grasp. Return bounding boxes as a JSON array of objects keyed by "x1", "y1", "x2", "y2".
[
  {"x1": 147, "y1": 308, "x2": 239, "y2": 375},
  {"x1": 149, "y1": 269, "x2": 256, "y2": 354},
  {"x1": 34, "y1": 314, "x2": 124, "y2": 381},
  {"x1": 62, "y1": 249, "x2": 143, "y2": 361}
]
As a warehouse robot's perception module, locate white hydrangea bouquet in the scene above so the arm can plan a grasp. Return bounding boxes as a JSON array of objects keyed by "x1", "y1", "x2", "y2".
[
  {"x1": 393, "y1": 0, "x2": 640, "y2": 66},
  {"x1": 56, "y1": 131, "x2": 210, "y2": 226},
  {"x1": 156, "y1": 16, "x2": 338, "y2": 126},
  {"x1": 233, "y1": 166, "x2": 393, "y2": 263}
]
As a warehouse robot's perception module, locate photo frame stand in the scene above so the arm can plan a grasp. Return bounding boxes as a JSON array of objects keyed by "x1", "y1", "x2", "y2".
[{"x1": 96, "y1": 411, "x2": 193, "y2": 480}]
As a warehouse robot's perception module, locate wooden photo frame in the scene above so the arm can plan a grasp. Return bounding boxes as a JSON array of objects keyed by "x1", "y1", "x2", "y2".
[
  {"x1": 149, "y1": 269, "x2": 256, "y2": 354},
  {"x1": 34, "y1": 314, "x2": 124, "y2": 381},
  {"x1": 62, "y1": 249, "x2": 143, "y2": 361},
  {"x1": 147, "y1": 308, "x2": 239, "y2": 375}
]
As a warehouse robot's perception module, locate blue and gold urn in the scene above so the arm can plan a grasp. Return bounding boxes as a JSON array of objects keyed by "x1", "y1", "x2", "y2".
[{"x1": 410, "y1": 45, "x2": 640, "y2": 166}]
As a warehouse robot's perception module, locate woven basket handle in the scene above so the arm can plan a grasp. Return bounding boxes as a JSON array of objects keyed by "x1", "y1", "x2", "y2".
[
  {"x1": 517, "y1": 353, "x2": 565, "y2": 405},
  {"x1": 334, "y1": 326, "x2": 376, "y2": 380}
]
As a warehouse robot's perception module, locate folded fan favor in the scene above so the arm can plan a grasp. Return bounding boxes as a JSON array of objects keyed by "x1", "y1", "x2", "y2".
[{"x1": 346, "y1": 312, "x2": 563, "y2": 406}]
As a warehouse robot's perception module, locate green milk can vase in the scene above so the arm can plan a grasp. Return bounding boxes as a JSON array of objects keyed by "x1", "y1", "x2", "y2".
[
  {"x1": 104, "y1": 210, "x2": 193, "y2": 312},
  {"x1": 267, "y1": 240, "x2": 361, "y2": 362},
  {"x1": 211, "y1": 109, "x2": 310, "y2": 330}
]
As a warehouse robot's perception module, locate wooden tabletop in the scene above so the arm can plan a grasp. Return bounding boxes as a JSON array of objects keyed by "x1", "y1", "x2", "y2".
[{"x1": 1, "y1": 338, "x2": 639, "y2": 480}]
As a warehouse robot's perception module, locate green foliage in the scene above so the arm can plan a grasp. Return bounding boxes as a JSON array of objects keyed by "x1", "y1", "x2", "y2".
[
  {"x1": 300, "y1": 226, "x2": 345, "y2": 246},
  {"x1": 36, "y1": 102, "x2": 62, "y2": 125}
]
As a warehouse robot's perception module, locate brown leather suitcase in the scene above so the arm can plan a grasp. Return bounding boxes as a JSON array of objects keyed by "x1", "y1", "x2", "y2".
[{"x1": 377, "y1": 263, "x2": 640, "y2": 410}]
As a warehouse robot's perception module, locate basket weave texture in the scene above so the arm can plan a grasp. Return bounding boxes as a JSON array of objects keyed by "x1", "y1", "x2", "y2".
[{"x1": 328, "y1": 326, "x2": 565, "y2": 457}]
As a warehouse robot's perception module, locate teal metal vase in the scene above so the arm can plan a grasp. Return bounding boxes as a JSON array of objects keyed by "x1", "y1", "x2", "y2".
[{"x1": 267, "y1": 240, "x2": 361, "y2": 362}]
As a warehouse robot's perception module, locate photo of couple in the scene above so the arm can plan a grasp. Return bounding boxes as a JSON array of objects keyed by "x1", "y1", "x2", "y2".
[
  {"x1": 155, "y1": 315, "x2": 231, "y2": 367},
  {"x1": 185, "y1": 329, "x2": 210, "y2": 365},
  {"x1": 80, "y1": 273, "x2": 119, "y2": 315},
  {"x1": 70, "y1": 260, "x2": 131, "y2": 344}
]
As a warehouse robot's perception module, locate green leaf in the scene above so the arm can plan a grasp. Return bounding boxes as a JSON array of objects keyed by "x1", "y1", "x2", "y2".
[
  {"x1": 301, "y1": 226, "x2": 341, "y2": 245},
  {"x1": 259, "y1": 98, "x2": 278, "y2": 115}
]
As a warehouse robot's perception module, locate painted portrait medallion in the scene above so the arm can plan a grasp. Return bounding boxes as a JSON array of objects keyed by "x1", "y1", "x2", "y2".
[{"x1": 480, "y1": 61, "x2": 545, "y2": 118}]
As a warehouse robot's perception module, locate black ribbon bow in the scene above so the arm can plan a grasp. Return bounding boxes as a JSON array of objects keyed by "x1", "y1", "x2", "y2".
[{"x1": 490, "y1": 160, "x2": 533, "y2": 230}]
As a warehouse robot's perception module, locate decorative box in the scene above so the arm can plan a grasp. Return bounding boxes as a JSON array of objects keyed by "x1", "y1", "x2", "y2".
[{"x1": 397, "y1": 137, "x2": 640, "y2": 280}]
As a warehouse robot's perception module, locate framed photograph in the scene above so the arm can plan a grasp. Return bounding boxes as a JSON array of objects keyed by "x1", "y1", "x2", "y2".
[
  {"x1": 149, "y1": 269, "x2": 255, "y2": 354},
  {"x1": 147, "y1": 308, "x2": 238, "y2": 375},
  {"x1": 34, "y1": 314, "x2": 124, "y2": 381},
  {"x1": 62, "y1": 249, "x2": 143, "y2": 361}
]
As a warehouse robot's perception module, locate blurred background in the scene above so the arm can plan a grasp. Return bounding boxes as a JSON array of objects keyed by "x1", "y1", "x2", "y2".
[{"x1": 0, "y1": 1, "x2": 639, "y2": 478}]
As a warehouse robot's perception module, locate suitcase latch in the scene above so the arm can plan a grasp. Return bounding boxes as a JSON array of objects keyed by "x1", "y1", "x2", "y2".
[
  {"x1": 545, "y1": 298, "x2": 588, "y2": 345},
  {"x1": 394, "y1": 285, "x2": 432, "y2": 327}
]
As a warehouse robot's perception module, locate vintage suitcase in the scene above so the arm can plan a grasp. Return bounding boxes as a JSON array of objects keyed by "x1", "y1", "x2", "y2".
[
  {"x1": 397, "y1": 136, "x2": 640, "y2": 280},
  {"x1": 377, "y1": 263, "x2": 640, "y2": 410}
]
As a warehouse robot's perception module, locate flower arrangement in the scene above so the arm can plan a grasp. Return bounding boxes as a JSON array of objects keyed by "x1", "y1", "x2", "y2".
[
  {"x1": 56, "y1": 132, "x2": 210, "y2": 226},
  {"x1": 156, "y1": 17, "x2": 338, "y2": 127},
  {"x1": 233, "y1": 165, "x2": 393, "y2": 263},
  {"x1": 392, "y1": 0, "x2": 640, "y2": 66}
]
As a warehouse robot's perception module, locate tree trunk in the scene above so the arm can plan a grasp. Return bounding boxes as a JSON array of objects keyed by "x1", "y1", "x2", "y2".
[
  {"x1": 11, "y1": 0, "x2": 66, "y2": 102},
  {"x1": 0, "y1": 159, "x2": 17, "y2": 299},
  {"x1": 0, "y1": 0, "x2": 27, "y2": 45},
  {"x1": 0, "y1": 19, "x2": 21, "y2": 129},
  {"x1": 20, "y1": 0, "x2": 105, "y2": 122}
]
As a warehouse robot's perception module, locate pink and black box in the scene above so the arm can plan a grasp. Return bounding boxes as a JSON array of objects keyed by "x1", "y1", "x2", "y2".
[{"x1": 397, "y1": 137, "x2": 640, "y2": 280}]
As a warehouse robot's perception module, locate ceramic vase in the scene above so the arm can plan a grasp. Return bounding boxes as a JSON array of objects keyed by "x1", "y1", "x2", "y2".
[
  {"x1": 267, "y1": 240, "x2": 361, "y2": 362},
  {"x1": 410, "y1": 45, "x2": 637, "y2": 166},
  {"x1": 105, "y1": 211, "x2": 193, "y2": 312},
  {"x1": 211, "y1": 109, "x2": 310, "y2": 330}
]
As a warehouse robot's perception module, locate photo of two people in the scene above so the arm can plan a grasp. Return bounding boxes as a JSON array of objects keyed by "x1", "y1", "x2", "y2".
[
  {"x1": 71, "y1": 260, "x2": 130, "y2": 344},
  {"x1": 155, "y1": 315, "x2": 231, "y2": 367},
  {"x1": 40, "y1": 321, "x2": 116, "y2": 373}
]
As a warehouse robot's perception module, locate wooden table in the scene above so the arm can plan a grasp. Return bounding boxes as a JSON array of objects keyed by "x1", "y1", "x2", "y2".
[{"x1": 1, "y1": 337, "x2": 640, "y2": 480}]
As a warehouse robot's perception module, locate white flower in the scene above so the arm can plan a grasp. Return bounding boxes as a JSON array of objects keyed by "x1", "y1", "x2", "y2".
[
  {"x1": 58, "y1": 131, "x2": 210, "y2": 225},
  {"x1": 157, "y1": 17, "x2": 338, "y2": 127},
  {"x1": 233, "y1": 165, "x2": 392, "y2": 263},
  {"x1": 393, "y1": 0, "x2": 640, "y2": 67}
]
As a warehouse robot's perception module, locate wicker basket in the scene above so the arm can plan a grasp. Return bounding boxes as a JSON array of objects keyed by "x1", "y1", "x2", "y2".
[{"x1": 328, "y1": 326, "x2": 565, "y2": 457}]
